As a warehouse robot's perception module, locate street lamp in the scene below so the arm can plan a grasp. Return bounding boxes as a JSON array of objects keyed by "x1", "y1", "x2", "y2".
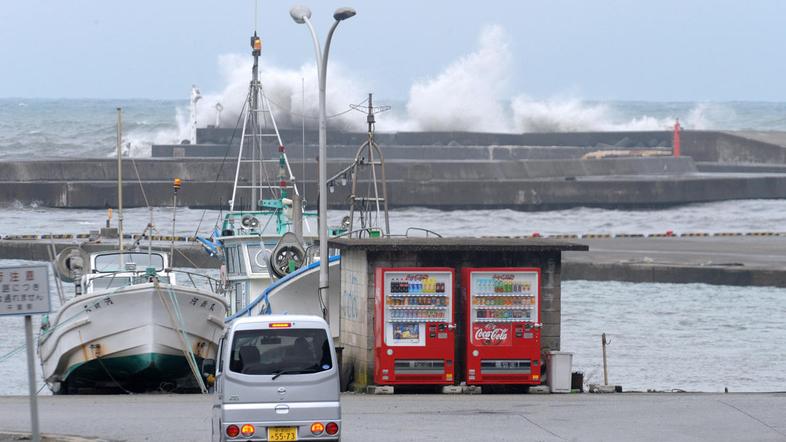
[{"x1": 290, "y1": 5, "x2": 356, "y2": 324}]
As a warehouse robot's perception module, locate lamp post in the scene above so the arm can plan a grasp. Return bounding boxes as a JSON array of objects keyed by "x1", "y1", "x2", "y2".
[{"x1": 290, "y1": 5, "x2": 356, "y2": 323}]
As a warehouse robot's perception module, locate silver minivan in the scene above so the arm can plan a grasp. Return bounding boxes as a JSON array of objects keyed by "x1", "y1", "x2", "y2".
[{"x1": 208, "y1": 314, "x2": 341, "y2": 441}]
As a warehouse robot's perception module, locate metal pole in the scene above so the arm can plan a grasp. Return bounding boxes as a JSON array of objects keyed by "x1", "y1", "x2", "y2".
[
  {"x1": 24, "y1": 315, "x2": 40, "y2": 442},
  {"x1": 116, "y1": 108, "x2": 124, "y2": 251},
  {"x1": 602, "y1": 333, "x2": 609, "y2": 386},
  {"x1": 302, "y1": 18, "x2": 330, "y2": 321},
  {"x1": 171, "y1": 190, "x2": 178, "y2": 268},
  {"x1": 293, "y1": 191, "x2": 303, "y2": 242}
]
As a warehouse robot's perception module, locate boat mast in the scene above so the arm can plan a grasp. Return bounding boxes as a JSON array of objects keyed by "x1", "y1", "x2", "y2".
[
  {"x1": 116, "y1": 107, "x2": 124, "y2": 251},
  {"x1": 229, "y1": 31, "x2": 299, "y2": 214}
]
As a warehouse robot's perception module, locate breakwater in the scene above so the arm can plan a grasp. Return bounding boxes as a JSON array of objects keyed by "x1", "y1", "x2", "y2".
[
  {"x1": 2, "y1": 130, "x2": 786, "y2": 209},
  {"x1": 4, "y1": 234, "x2": 786, "y2": 287}
]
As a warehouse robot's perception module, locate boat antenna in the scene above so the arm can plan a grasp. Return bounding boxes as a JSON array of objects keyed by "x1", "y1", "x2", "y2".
[
  {"x1": 343, "y1": 93, "x2": 391, "y2": 236},
  {"x1": 171, "y1": 178, "x2": 182, "y2": 267},
  {"x1": 116, "y1": 107, "x2": 124, "y2": 251},
  {"x1": 302, "y1": 76, "x2": 306, "y2": 202}
]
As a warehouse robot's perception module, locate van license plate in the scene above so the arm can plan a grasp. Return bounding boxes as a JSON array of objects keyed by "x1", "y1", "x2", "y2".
[{"x1": 268, "y1": 427, "x2": 297, "y2": 441}]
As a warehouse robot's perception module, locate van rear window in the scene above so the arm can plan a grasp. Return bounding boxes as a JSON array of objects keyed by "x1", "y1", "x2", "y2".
[{"x1": 229, "y1": 328, "x2": 332, "y2": 375}]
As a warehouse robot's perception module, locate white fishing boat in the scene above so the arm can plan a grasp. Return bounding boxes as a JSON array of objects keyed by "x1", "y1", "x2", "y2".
[
  {"x1": 39, "y1": 247, "x2": 228, "y2": 393},
  {"x1": 38, "y1": 109, "x2": 229, "y2": 394}
]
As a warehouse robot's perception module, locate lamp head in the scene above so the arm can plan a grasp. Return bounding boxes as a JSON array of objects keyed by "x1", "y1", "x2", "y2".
[
  {"x1": 333, "y1": 7, "x2": 356, "y2": 21},
  {"x1": 289, "y1": 5, "x2": 312, "y2": 24}
]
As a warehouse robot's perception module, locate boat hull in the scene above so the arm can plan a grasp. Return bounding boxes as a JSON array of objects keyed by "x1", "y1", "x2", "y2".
[
  {"x1": 38, "y1": 283, "x2": 228, "y2": 393},
  {"x1": 237, "y1": 258, "x2": 341, "y2": 337}
]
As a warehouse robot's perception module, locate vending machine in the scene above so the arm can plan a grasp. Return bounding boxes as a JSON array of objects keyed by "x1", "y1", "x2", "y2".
[
  {"x1": 374, "y1": 267, "x2": 456, "y2": 385},
  {"x1": 463, "y1": 267, "x2": 542, "y2": 385}
]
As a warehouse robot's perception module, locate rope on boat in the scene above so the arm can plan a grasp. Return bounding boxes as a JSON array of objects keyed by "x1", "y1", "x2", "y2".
[{"x1": 154, "y1": 280, "x2": 208, "y2": 394}]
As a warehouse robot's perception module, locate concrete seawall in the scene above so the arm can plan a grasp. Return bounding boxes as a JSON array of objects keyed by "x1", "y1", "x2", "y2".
[
  {"x1": 7, "y1": 172, "x2": 786, "y2": 209},
  {"x1": 3, "y1": 130, "x2": 786, "y2": 209},
  {"x1": 4, "y1": 236, "x2": 786, "y2": 287}
]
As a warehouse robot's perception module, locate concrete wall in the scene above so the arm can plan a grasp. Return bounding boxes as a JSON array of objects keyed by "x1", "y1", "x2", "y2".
[
  {"x1": 0, "y1": 157, "x2": 695, "y2": 182},
  {"x1": 193, "y1": 128, "x2": 675, "y2": 149},
  {"x1": 177, "y1": 128, "x2": 786, "y2": 166},
  {"x1": 336, "y1": 246, "x2": 564, "y2": 390},
  {"x1": 9, "y1": 173, "x2": 786, "y2": 210}
]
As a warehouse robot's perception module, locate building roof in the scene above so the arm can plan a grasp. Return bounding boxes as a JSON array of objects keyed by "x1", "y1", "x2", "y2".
[{"x1": 327, "y1": 237, "x2": 588, "y2": 252}]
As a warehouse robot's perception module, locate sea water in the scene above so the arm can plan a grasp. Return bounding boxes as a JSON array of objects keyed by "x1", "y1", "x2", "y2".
[
  {"x1": 2, "y1": 201, "x2": 786, "y2": 394},
  {"x1": 2, "y1": 98, "x2": 786, "y2": 393}
]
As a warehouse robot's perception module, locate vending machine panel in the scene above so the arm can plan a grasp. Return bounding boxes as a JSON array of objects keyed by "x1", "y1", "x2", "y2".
[
  {"x1": 374, "y1": 267, "x2": 455, "y2": 385},
  {"x1": 463, "y1": 268, "x2": 542, "y2": 385}
]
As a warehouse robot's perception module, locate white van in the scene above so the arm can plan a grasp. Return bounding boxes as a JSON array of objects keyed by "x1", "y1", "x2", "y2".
[{"x1": 207, "y1": 315, "x2": 341, "y2": 441}]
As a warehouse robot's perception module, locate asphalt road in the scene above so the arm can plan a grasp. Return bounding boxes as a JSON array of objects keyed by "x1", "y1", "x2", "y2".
[{"x1": 1, "y1": 393, "x2": 785, "y2": 441}]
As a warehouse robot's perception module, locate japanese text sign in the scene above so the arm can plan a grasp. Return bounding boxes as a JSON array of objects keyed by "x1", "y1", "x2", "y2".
[{"x1": 0, "y1": 264, "x2": 51, "y2": 316}]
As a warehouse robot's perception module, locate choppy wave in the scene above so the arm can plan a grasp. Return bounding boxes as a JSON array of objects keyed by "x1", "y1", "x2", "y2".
[{"x1": 2, "y1": 25, "x2": 786, "y2": 160}]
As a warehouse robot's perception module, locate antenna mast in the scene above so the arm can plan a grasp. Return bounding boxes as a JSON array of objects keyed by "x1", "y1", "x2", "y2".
[{"x1": 341, "y1": 93, "x2": 391, "y2": 236}]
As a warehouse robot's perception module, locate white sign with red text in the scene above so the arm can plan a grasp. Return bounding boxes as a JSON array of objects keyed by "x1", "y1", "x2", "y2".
[{"x1": 0, "y1": 265, "x2": 51, "y2": 316}]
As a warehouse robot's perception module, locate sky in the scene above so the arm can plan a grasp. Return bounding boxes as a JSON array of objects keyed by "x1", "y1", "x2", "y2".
[{"x1": 1, "y1": 0, "x2": 785, "y2": 101}]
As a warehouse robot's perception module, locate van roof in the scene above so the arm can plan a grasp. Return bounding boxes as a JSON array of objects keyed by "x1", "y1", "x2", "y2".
[{"x1": 228, "y1": 314, "x2": 329, "y2": 331}]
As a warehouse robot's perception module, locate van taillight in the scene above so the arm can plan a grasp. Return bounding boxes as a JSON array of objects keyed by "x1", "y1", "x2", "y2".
[
  {"x1": 325, "y1": 422, "x2": 339, "y2": 435},
  {"x1": 240, "y1": 424, "x2": 255, "y2": 437},
  {"x1": 226, "y1": 425, "x2": 240, "y2": 438},
  {"x1": 311, "y1": 422, "x2": 325, "y2": 434}
]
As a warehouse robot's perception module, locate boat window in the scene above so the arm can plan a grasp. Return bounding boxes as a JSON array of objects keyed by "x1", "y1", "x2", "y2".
[
  {"x1": 226, "y1": 247, "x2": 235, "y2": 275},
  {"x1": 237, "y1": 246, "x2": 246, "y2": 274},
  {"x1": 226, "y1": 246, "x2": 245, "y2": 276},
  {"x1": 89, "y1": 276, "x2": 132, "y2": 290},
  {"x1": 247, "y1": 244, "x2": 268, "y2": 273},
  {"x1": 229, "y1": 328, "x2": 332, "y2": 375},
  {"x1": 94, "y1": 253, "x2": 165, "y2": 273}
]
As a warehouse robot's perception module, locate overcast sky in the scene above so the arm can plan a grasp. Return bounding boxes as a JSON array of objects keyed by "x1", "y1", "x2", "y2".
[{"x1": 2, "y1": 0, "x2": 784, "y2": 101}]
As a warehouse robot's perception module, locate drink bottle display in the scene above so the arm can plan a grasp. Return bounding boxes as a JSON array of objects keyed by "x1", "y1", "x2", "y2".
[
  {"x1": 376, "y1": 268, "x2": 456, "y2": 386},
  {"x1": 464, "y1": 268, "x2": 542, "y2": 386}
]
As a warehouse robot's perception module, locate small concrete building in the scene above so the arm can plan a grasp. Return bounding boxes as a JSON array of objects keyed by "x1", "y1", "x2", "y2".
[{"x1": 330, "y1": 237, "x2": 587, "y2": 389}]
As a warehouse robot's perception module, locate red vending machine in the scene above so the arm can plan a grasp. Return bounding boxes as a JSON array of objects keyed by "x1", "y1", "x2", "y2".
[
  {"x1": 374, "y1": 267, "x2": 456, "y2": 385},
  {"x1": 463, "y1": 267, "x2": 542, "y2": 385}
]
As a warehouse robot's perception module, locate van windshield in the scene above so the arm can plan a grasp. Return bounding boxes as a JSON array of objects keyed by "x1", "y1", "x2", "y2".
[{"x1": 229, "y1": 328, "x2": 332, "y2": 376}]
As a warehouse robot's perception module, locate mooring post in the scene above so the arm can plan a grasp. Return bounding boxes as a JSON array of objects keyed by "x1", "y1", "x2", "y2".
[{"x1": 602, "y1": 332, "x2": 609, "y2": 386}]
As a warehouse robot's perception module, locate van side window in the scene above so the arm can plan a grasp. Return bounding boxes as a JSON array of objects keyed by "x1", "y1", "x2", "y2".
[{"x1": 229, "y1": 328, "x2": 332, "y2": 375}]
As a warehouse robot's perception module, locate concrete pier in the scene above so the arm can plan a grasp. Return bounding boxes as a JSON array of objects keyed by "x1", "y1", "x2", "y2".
[
  {"x1": 1, "y1": 393, "x2": 784, "y2": 441},
  {"x1": 4, "y1": 235, "x2": 786, "y2": 287}
]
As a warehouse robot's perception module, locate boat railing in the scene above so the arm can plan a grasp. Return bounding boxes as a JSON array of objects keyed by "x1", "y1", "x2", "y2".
[
  {"x1": 83, "y1": 270, "x2": 225, "y2": 295},
  {"x1": 400, "y1": 227, "x2": 443, "y2": 238}
]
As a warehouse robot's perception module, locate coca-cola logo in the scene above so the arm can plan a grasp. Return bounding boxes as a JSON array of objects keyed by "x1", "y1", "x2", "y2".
[{"x1": 473, "y1": 323, "x2": 511, "y2": 346}]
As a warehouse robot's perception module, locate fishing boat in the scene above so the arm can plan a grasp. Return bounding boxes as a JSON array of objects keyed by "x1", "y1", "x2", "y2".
[
  {"x1": 38, "y1": 109, "x2": 229, "y2": 394},
  {"x1": 39, "y1": 245, "x2": 227, "y2": 393},
  {"x1": 198, "y1": 32, "x2": 394, "y2": 338},
  {"x1": 195, "y1": 31, "x2": 343, "y2": 332}
]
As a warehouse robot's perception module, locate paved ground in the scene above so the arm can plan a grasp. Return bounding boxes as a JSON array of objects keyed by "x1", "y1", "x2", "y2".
[
  {"x1": 1, "y1": 393, "x2": 785, "y2": 441},
  {"x1": 568, "y1": 236, "x2": 786, "y2": 269}
]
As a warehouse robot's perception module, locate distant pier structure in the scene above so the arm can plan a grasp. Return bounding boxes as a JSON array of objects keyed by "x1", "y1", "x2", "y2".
[{"x1": 3, "y1": 129, "x2": 786, "y2": 209}]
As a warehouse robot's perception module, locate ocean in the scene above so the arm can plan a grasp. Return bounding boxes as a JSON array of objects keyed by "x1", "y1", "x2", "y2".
[
  {"x1": 1, "y1": 99, "x2": 786, "y2": 394},
  {"x1": 2, "y1": 99, "x2": 786, "y2": 159}
]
